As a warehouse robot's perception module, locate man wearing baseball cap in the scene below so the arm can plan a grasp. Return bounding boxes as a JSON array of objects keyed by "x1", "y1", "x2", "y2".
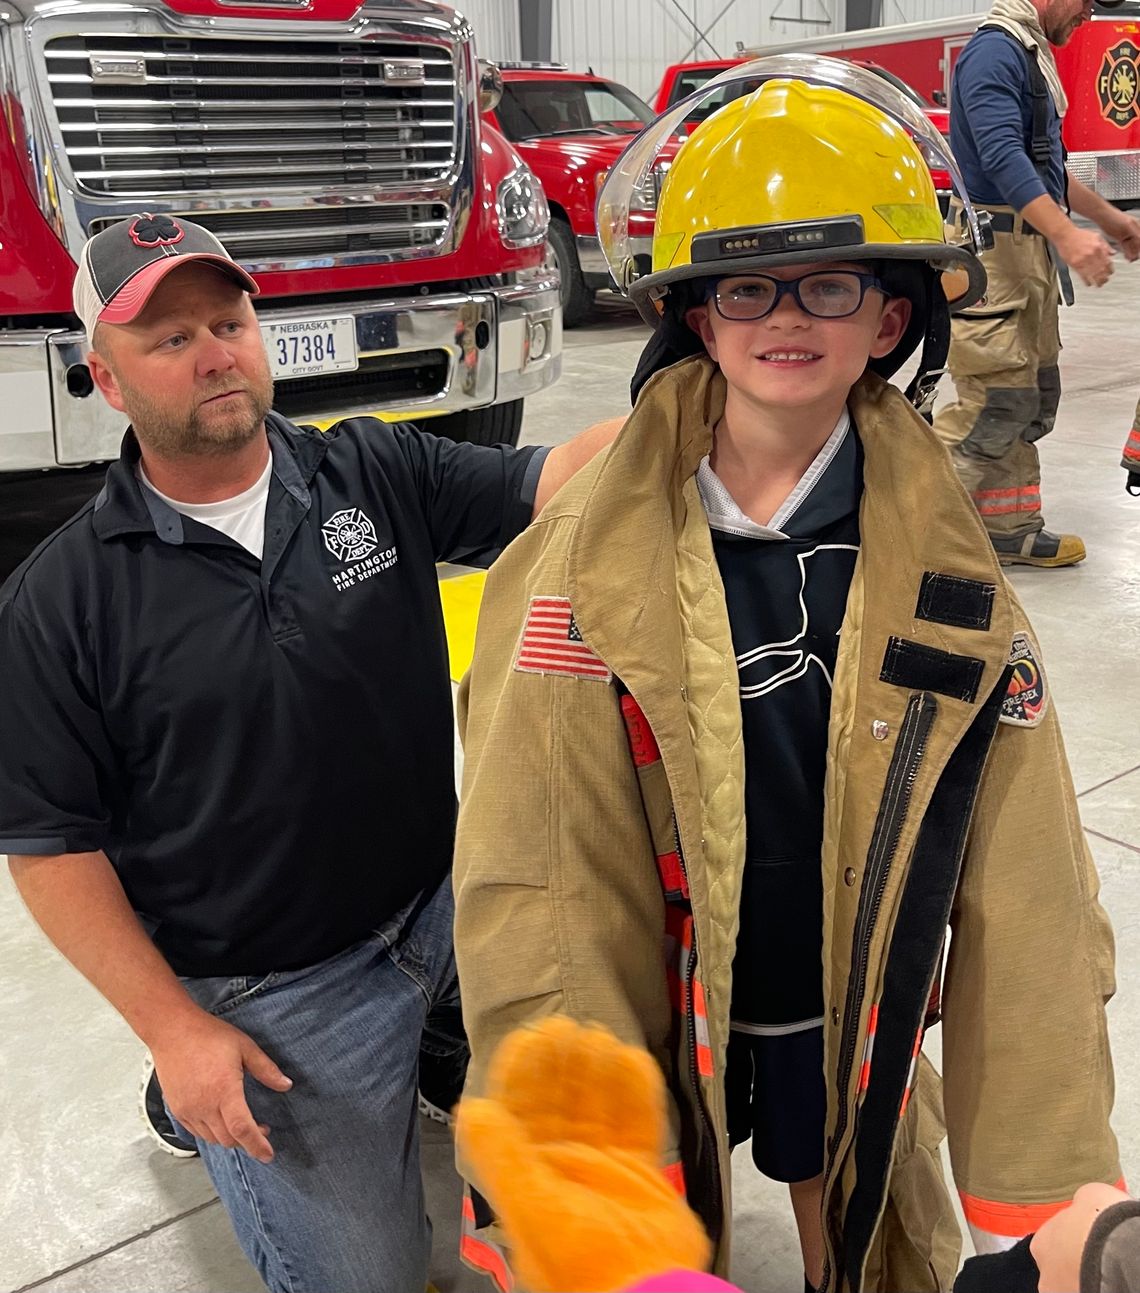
[
  {"x1": 0, "y1": 214, "x2": 617, "y2": 1293},
  {"x1": 73, "y1": 211, "x2": 261, "y2": 335}
]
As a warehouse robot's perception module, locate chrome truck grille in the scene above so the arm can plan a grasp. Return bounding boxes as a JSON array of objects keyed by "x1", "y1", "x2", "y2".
[{"x1": 43, "y1": 31, "x2": 461, "y2": 262}]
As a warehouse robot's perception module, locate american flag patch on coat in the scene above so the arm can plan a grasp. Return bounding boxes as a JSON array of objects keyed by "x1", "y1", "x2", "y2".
[{"x1": 513, "y1": 596, "x2": 612, "y2": 683}]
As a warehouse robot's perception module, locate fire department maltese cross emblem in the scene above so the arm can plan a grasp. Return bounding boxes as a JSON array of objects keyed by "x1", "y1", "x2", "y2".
[
  {"x1": 1098, "y1": 40, "x2": 1140, "y2": 128},
  {"x1": 321, "y1": 508, "x2": 377, "y2": 563}
]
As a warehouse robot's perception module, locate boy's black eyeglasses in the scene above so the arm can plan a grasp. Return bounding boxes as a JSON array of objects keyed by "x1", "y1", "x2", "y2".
[{"x1": 710, "y1": 271, "x2": 888, "y2": 321}]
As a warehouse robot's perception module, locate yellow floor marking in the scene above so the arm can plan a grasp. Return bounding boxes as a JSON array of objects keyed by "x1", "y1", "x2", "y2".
[
  {"x1": 305, "y1": 409, "x2": 446, "y2": 431},
  {"x1": 438, "y1": 569, "x2": 487, "y2": 683}
]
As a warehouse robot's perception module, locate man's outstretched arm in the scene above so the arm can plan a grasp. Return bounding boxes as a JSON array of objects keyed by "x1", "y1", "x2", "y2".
[{"x1": 532, "y1": 416, "x2": 625, "y2": 517}]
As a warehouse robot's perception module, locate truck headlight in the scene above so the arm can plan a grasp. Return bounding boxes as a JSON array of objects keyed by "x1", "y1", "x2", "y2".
[
  {"x1": 497, "y1": 164, "x2": 549, "y2": 249},
  {"x1": 599, "y1": 166, "x2": 665, "y2": 211},
  {"x1": 631, "y1": 169, "x2": 660, "y2": 212}
]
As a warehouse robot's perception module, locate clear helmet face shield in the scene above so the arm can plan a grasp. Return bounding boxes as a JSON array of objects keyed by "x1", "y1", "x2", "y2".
[{"x1": 596, "y1": 54, "x2": 989, "y2": 319}]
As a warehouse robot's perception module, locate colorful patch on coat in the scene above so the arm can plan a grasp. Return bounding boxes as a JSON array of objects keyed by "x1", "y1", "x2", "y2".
[
  {"x1": 1000, "y1": 632, "x2": 1048, "y2": 727},
  {"x1": 513, "y1": 595, "x2": 612, "y2": 684}
]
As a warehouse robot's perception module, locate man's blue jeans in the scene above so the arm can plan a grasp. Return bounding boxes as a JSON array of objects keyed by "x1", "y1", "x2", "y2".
[{"x1": 172, "y1": 877, "x2": 463, "y2": 1293}]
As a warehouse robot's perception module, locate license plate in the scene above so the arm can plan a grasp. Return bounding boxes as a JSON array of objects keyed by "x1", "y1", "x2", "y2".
[{"x1": 261, "y1": 316, "x2": 358, "y2": 380}]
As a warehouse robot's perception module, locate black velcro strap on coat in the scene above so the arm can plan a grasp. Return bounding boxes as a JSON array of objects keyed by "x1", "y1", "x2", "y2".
[
  {"x1": 880, "y1": 637, "x2": 985, "y2": 703},
  {"x1": 915, "y1": 572, "x2": 996, "y2": 631}
]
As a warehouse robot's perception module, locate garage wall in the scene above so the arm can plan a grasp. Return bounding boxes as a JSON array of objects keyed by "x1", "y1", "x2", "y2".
[
  {"x1": 454, "y1": 2, "x2": 522, "y2": 62},
  {"x1": 549, "y1": 0, "x2": 844, "y2": 100},
  {"x1": 528, "y1": 0, "x2": 993, "y2": 101},
  {"x1": 883, "y1": 0, "x2": 987, "y2": 24}
]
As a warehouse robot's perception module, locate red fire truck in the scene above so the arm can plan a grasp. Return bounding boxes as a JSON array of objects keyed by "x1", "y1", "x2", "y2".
[
  {"x1": 653, "y1": 3, "x2": 1140, "y2": 209},
  {"x1": 0, "y1": 0, "x2": 561, "y2": 473}
]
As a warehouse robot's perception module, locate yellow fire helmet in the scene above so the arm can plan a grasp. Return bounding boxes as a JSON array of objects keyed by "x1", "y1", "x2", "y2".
[{"x1": 599, "y1": 55, "x2": 991, "y2": 412}]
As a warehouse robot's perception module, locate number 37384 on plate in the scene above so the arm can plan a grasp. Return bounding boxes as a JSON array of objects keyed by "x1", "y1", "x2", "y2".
[{"x1": 260, "y1": 317, "x2": 359, "y2": 380}]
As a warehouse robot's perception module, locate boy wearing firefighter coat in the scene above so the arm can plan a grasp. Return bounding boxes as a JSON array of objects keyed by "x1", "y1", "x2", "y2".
[{"x1": 452, "y1": 64, "x2": 1120, "y2": 1293}]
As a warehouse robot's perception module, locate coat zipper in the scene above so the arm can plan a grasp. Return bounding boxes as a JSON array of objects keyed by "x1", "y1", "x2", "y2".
[{"x1": 820, "y1": 691, "x2": 936, "y2": 1292}]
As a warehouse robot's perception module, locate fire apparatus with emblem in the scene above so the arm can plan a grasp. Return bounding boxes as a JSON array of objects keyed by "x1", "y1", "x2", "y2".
[
  {"x1": 653, "y1": 0, "x2": 1140, "y2": 209},
  {"x1": 0, "y1": 0, "x2": 561, "y2": 475}
]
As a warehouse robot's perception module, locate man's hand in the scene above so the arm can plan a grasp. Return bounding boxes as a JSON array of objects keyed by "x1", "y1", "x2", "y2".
[
  {"x1": 1030, "y1": 1183, "x2": 1131, "y2": 1293},
  {"x1": 8, "y1": 851, "x2": 292, "y2": 1164},
  {"x1": 1056, "y1": 225, "x2": 1115, "y2": 287},
  {"x1": 1096, "y1": 207, "x2": 1140, "y2": 262},
  {"x1": 151, "y1": 1009, "x2": 293, "y2": 1163}
]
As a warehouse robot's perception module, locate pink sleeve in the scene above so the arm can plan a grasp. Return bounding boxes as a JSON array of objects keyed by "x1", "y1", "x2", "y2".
[{"x1": 625, "y1": 1272, "x2": 742, "y2": 1292}]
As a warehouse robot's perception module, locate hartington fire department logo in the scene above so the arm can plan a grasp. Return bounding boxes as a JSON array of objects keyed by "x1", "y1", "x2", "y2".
[
  {"x1": 1098, "y1": 40, "x2": 1140, "y2": 128},
  {"x1": 321, "y1": 508, "x2": 378, "y2": 563}
]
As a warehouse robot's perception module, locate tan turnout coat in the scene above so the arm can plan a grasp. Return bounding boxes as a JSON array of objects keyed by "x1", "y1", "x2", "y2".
[{"x1": 454, "y1": 357, "x2": 1119, "y2": 1292}]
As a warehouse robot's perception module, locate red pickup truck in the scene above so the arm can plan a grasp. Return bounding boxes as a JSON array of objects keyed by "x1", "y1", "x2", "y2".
[{"x1": 484, "y1": 64, "x2": 682, "y2": 325}]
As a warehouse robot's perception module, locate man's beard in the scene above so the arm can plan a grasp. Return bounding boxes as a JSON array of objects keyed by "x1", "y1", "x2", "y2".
[
  {"x1": 119, "y1": 371, "x2": 275, "y2": 458},
  {"x1": 1043, "y1": 1, "x2": 1080, "y2": 43}
]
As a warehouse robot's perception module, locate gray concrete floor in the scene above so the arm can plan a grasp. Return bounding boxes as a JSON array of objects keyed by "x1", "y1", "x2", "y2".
[{"x1": 4, "y1": 267, "x2": 1140, "y2": 1293}]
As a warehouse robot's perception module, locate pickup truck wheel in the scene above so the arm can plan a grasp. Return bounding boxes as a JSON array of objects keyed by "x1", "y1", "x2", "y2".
[
  {"x1": 545, "y1": 218, "x2": 594, "y2": 328},
  {"x1": 430, "y1": 398, "x2": 524, "y2": 448}
]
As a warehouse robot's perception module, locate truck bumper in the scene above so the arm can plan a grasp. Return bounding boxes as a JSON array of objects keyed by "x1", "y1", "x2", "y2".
[
  {"x1": 0, "y1": 274, "x2": 563, "y2": 470},
  {"x1": 575, "y1": 234, "x2": 653, "y2": 290},
  {"x1": 1067, "y1": 151, "x2": 1140, "y2": 205},
  {"x1": 263, "y1": 271, "x2": 562, "y2": 425}
]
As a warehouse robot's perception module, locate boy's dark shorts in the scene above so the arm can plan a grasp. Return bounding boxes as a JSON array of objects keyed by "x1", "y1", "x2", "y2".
[{"x1": 725, "y1": 1024, "x2": 826, "y2": 1184}]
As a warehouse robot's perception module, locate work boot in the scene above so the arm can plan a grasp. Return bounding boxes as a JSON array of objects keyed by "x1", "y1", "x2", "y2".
[{"x1": 991, "y1": 529, "x2": 1086, "y2": 568}]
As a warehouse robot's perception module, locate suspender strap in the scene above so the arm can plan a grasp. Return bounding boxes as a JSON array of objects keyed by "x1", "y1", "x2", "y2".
[{"x1": 976, "y1": 26, "x2": 1059, "y2": 184}]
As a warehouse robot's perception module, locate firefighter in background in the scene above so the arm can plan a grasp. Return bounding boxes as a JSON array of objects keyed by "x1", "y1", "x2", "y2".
[
  {"x1": 934, "y1": 0, "x2": 1140, "y2": 566},
  {"x1": 1123, "y1": 396, "x2": 1140, "y2": 493},
  {"x1": 452, "y1": 59, "x2": 1120, "y2": 1293}
]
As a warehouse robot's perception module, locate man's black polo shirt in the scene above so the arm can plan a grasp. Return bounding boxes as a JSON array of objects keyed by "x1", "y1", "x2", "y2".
[{"x1": 0, "y1": 413, "x2": 546, "y2": 976}]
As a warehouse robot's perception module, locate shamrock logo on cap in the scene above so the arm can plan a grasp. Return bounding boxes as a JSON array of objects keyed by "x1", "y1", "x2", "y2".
[{"x1": 128, "y1": 213, "x2": 185, "y2": 248}]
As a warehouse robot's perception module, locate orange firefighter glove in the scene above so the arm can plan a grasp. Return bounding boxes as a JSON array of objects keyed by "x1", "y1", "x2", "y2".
[{"x1": 455, "y1": 1015, "x2": 712, "y2": 1293}]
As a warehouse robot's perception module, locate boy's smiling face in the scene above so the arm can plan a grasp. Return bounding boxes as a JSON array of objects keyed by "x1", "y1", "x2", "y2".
[{"x1": 685, "y1": 260, "x2": 912, "y2": 421}]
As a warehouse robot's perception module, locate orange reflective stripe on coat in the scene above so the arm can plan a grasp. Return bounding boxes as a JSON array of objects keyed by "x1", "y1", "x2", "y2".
[
  {"x1": 1124, "y1": 426, "x2": 1140, "y2": 467},
  {"x1": 664, "y1": 907, "x2": 714, "y2": 1078},
  {"x1": 858, "y1": 1003, "x2": 879, "y2": 1095},
  {"x1": 959, "y1": 1179, "x2": 1128, "y2": 1238},
  {"x1": 692, "y1": 977, "x2": 713, "y2": 1077},
  {"x1": 460, "y1": 1192, "x2": 514, "y2": 1292},
  {"x1": 898, "y1": 1026, "x2": 923, "y2": 1119},
  {"x1": 620, "y1": 693, "x2": 690, "y2": 900},
  {"x1": 663, "y1": 1160, "x2": 687, "y2": 1194}
]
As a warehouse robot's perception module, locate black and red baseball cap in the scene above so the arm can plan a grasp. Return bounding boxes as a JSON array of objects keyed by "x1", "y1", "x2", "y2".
[{"x1": 73, "y1": 213, "x2": 259, "y2": 341}]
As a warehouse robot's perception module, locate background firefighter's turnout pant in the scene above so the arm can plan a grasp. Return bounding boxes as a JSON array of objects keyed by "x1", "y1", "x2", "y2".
[{"x1": 935, "y1": 208, "x2": 1061, "y2": 537}]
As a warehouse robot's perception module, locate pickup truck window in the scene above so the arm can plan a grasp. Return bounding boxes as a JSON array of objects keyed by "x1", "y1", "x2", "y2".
[
  {"x1": 666, "y1": 70, "x2": 764, "y2": 122},
  {"x1": 498, "y1": 79, "x2": 654, "y2": 141}
]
